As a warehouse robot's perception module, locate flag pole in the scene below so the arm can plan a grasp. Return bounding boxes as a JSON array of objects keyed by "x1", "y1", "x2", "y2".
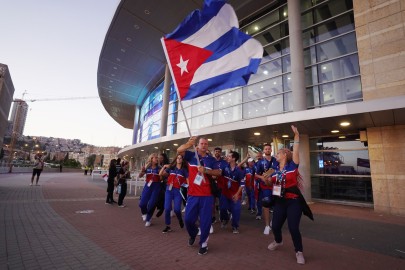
[{"x1": 161, "y1": 38, "x2": 201, "y2": 166}]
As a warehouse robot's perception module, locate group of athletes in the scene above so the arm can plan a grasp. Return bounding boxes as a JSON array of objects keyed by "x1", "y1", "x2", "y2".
[{"x1": 136, "y1": 125, "x2": 307, "y2": 264}]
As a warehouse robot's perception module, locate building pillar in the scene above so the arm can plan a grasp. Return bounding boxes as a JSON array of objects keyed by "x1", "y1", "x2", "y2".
[
  {"x1": 160, "y1": 64, "x2": 171, "y2": 137},
  {"x1": 132, "y1": 105, "x2": 140, "y2": 144},
  {"x1": 288, "y1": 0, "x2": 306, "y2": 111},
  {"x1": 299, "y1": 134, "x2": 312, "y2": 202}
]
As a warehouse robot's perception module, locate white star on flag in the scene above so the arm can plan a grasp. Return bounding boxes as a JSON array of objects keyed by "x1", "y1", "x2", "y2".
[{"x1": 176, "y1": 55, "x2": 189, "y2": 76}]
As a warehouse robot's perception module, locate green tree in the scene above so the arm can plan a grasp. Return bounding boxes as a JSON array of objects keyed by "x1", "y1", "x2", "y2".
[
  {"x1": 64, "y1": 152, "x2": 69, "y2": 162},
  {"x1": 63, "y1": 158, "x2": 81, "y2": 168},
  {"x1": 87, "y1": 154, "x2": 96, "y2": 167}
]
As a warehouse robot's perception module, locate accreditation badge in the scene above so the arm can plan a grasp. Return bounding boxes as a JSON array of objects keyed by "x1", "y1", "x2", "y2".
[
  {"x1": 273, "y1": 185, "x2": 282, "y2": 196},
  {"x1": 168, "y1": 183, "x2": 173, "y2": 190},
  {"x1": 147, "y1": 181, "x2": 152, "y2": 187},
  {"x1": 193, "y1": 173, "x2": 204, "y2": 186}
]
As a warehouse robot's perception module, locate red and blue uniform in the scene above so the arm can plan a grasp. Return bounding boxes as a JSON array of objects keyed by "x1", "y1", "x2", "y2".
[
  {"x1": 139, "y1": 166, "x2": 162, "y2": 222},
  {"x1": 164, "y1": 167, "x2": 188, "y2": 226},
  {"x1": 243, "y1": 165, "x2": 256, "y2": 210},
  {"x1": 220, "y1": 165, "x2": 245, "y2": 229},
  {"x1": 270, "y1": 160, "x2": 303, "y2": 252},
  {"x1": 183, "y1": 150, "x2": 216, "y2": 248},
  {"x1": 255, "y1": 156, "x2": 276, "y2": 215}
]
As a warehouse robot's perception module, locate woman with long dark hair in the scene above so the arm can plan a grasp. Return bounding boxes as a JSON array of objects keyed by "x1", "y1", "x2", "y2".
[
  {"x1": 159, "y1": 154, "x2": 189, "y2": 233},
  {"x1": 105, "y1": 159, "x2": 117, "y2": 204}
]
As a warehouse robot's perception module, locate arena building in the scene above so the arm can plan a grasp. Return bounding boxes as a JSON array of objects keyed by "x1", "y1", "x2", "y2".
[{"x1": 97, "y1": 0, "x2": 405, "y2": 215}]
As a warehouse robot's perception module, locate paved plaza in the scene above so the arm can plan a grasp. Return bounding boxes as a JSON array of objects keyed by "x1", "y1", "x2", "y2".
[{"x1": 0, "y1": 172, "x2": 404, "y2": 269}]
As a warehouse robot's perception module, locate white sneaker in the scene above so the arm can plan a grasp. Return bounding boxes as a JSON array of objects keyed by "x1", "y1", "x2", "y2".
[
  {"x1": 197, "y1": 228, "x2": 201, "y2": 236},
  {"x1": 255, "y1": 215, "x2": 262, "y2": 220},
  {"x1": 268, "y1": 241, "x2": 283, "y2": 251},
  {"x1": 142, "y1": 214, "x2": 147, "y2": 221},
  {"x1": 145, "y1": 221, "x2": 151, "y2": 227},
  {"x1": 263, "y1": 225, "x2": 271, "y2": 235},
  {"x1": 296, "y1": 251, "x2": 305, "y2": 264},
  {"x1": 210, "y1": 225, "x2": 214, "y2": 234}
]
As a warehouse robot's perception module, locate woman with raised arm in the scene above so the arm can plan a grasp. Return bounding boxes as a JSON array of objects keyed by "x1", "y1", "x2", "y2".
[{"x1": 267, "y1": 125, "x2": 306, "y2": 264}]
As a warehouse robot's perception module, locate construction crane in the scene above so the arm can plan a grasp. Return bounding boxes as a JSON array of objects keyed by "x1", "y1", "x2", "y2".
[
  {"x1": 24, "y1": 96, "x2": 98, "y2": 102},
  {"x1": 7, "y1": 94, "x2": 99, "y2": 172}
]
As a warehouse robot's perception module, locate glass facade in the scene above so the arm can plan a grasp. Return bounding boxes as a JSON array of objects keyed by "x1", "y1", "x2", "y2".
[
  {"x1": 310, "y1": 138, "x2": 372, "y2": 203},
  {"x1": 134, "y1": 0, "x2": 367, "y2": 204},
  {"x1": 138, "y1": 0, "x2": 364, "y2": 205},
  {"x1": 160, "y1": 0, "x2": 360, "y2": 134},
  {"x1": 302, "y1": 0, "x2": 362, "y2": 107}
]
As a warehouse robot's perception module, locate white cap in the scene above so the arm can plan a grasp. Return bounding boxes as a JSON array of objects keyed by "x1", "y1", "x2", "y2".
[{"x1": 248, "y1": 158, "x2": 254, "y2": 162}]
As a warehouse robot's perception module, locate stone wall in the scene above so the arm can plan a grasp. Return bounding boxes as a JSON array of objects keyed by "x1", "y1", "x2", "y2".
[
  {"x1": 354, "y1": 0, "x2": 405, "y2": 100},
  {"x1": 367, "y1": 125, "x2": 405, "y2": 216}
]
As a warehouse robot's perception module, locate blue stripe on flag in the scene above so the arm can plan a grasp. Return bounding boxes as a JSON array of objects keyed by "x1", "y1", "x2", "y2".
[
  {"x1": 165, "y1": 1, "x2": 226, "y2": 42},
  {"x1": 205, "y1": 28, "x2": 251, "y2": 62}
]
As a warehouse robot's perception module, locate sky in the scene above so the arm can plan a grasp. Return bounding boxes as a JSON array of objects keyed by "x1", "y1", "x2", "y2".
[{"x1": 0, "y1": 0, "x2": 134, "y2": 148}]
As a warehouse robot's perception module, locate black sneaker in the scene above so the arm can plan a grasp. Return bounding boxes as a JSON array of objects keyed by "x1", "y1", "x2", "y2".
[
  {"x1": 211, "y1": 216, "x2": 217, "y2": 224},
  {"x1": 198, "y1": 246, "x2": 208, "y2": 255},
  {"x1": 162, "y1": 226, "x2": 172, "y2": 233},
  {"x1": 188, "y1": 237, "x2": 196, "y2": 246},
  {"x1": 179, "y1": 219, "x2": 184, "y2": 228},
  {"x1": 156, "y1": 209, "x2": 164, "y2": 217}
]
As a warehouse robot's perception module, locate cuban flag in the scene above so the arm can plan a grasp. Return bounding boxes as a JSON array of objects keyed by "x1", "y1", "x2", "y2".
[{"x1": 161, "y1": 0, "x2": 263, "y2": 101}]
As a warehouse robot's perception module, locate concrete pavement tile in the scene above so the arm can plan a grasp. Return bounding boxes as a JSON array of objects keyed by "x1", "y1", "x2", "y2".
[{"x1": 2, "y1": 172, "x2": 405, "y2": 270}]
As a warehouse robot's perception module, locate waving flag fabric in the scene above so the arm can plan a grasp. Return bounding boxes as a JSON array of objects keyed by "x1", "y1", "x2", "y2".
[{"x1": 161, "y1": 0, "x2": 263, "y2": 101}]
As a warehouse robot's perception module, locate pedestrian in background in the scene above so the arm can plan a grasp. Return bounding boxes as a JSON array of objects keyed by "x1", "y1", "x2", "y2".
[
  {"x1": 117, "y1": 161, "x2": 130, "y2": 207},
  {"x1": 106, "y1": 159, "x2": 117, "y2": 204},
  {"x1": 31, "y1": 154, "x2": 44, "y2": 186}
]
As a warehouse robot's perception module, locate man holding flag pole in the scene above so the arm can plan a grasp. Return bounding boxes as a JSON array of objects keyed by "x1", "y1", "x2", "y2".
[{"x1": 162, "y1": 0, "x2": 263, "y2": 254}]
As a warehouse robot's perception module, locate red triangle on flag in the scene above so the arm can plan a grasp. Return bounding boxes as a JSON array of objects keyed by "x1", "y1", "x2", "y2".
[{"x1": 163, "y1": 38, "x2": 213, "y2": 100}]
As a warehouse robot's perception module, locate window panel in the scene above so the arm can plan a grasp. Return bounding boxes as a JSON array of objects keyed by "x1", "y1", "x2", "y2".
[
  {"x1": 191, "y1": 113, "x2": 213, "y2": 129},
  {"x1": 303, "y1": 46, "x2": 317, "y2": 66},
  {"x1": 177, "y1": 107, "x2": 191, "y2": 122},
  {"x1": 243, "y1": 95, "x2": 284, "y2": 119},
  {"x1": 316, "y1": 33, "x2": 357, "y2": 62},
  {"x1": 243, "y1": 8, "x2": 283, "y2": 36},
  {"x1": 214, "y1": 89, "x2": 241, "y2": 110},
  {"x1": 213, "y1": 105, "x2": 242, "y2": 125},
  {"x1": 283, "y1": 73, "x2": 292, "y2": 92},
  {"x1": 318, "y1": 54, "x2": 360, "y2": 83},
  {"x1": 306, "y1": 86, "x2": 320, "y2": 107},
  {"x1": 316, "y1": 13, "x2": 355, "y2": 43},
  {"x1": 244, "y1": 76, "x2": 282, "y2": 102},
  {"x1": 305, "y1": 66, "x2": 318, "y2": 86},
  {"x1": 319, "y1": 77, "x2": 362, "y2": 104},
  {"x1": 282, "y1": 54, "x2": 291, "y2": 73},
  {"x1": 283, "y1": 92, "x2": 293, "y2": 112},
  {"x1": 314, "y1": 0, "x2": 353, "y2": 24},
  {"x1": 249, "y1": 60, "x2": 282, "y2": 84},
  {"x1": 192, "y1": 99, "x2": 213, "y2": 117}
]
